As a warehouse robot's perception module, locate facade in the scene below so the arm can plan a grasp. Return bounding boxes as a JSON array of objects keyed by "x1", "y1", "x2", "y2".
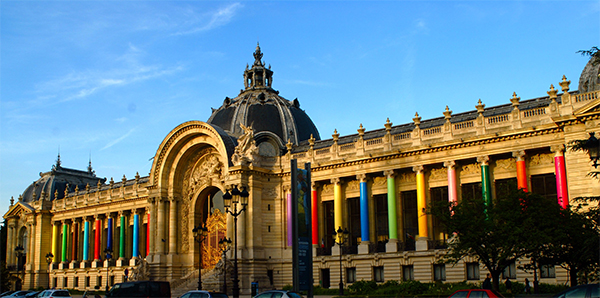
[{"x1": 4, "y1": 45, "x2": 600, "y2": 293}]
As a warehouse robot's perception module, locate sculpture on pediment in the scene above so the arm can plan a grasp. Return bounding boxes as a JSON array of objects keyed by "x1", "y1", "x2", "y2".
[{"x1": 232, "y1": 124, "x2": 259, "y2": 166}]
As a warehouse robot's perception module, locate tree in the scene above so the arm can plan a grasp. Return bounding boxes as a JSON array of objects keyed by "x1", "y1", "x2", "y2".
[
  {"x1": 428, "y1": 188, "x2": 564, "y2": 291},
  {"x1": 577, "y1": 46, "x2": 600, "y2": 66}
]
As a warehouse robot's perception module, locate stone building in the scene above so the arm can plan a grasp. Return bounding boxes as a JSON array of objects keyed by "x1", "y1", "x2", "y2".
[{"x1": 4, "y1": 45, "x2": 600, "y2": 293}]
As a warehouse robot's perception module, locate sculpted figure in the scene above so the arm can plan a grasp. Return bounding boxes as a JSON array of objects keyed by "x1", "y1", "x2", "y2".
[{"x1": 232, "y1": 124, "x2": 259, "y2": 166}]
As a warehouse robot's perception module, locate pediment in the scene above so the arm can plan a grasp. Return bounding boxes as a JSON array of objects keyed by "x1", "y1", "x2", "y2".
[
  {"x1": 3, "y1": 202, "x2": 34, "y2": 219},
  {"x1": 573, "y1": 98, "x2": 600, "y2": 118}
]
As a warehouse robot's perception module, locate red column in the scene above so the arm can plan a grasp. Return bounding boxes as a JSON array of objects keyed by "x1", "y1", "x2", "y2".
[
  {"x1": 94, "y1": 218, "x2": 101, "y2": 260},
  {"x1": 552, "y1": 145, "x2": 569, "y2": 209},
  {"x1": 513, "y1": 151, "x2": 528, "y2": 192}
]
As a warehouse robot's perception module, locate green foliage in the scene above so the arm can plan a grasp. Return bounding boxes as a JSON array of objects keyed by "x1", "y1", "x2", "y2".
[
  {"x1": 348, "y1": 280, "x2": 378, "y2": 295},
  {"x1": 577, "y1": 46, "x2": 600, "y2": 65},
  {"x1": 0, "y1": 262, "x2": 10, "y2": 293}
]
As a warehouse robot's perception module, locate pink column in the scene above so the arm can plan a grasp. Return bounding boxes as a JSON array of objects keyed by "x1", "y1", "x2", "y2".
[
  {"x1": 287, "y1": 190, "x2": 292, "y2": 247},
  {"x1": 444, "y1": 161, "x2": 457, "y2": 204},
  {"x1": 311, "y1": 186, "x2": 318, "y2": 246},
  {"x1": 552, "y1": 145, "x2": 569, "y2": 209}
]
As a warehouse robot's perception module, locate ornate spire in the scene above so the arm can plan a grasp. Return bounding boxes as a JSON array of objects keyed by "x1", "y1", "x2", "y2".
[
  {"x1": 87, "y1": 153, "x2": 94, "y2": 174},
  {"x1": 253, "y1": 42, "x2": 264, "y2": 66}
]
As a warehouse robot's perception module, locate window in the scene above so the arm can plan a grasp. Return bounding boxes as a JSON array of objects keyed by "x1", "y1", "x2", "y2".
[
  {"x1": 461, "y1": 182, "x2": 482, "y2": 201},
  {"x1": 346, "y1": 267, "x2": 356, "y2": 284},
  {"x1": 430, "y1": 187, "x2": 449, "y2": 241},
  {"x1": 467, "y1": 262, "x2": 480, "y2": 280},
  {"x1": 267, "y1": 269, "x2": 273, "y2": 285},
  {"x1": 86, "y1": 276, "x2": 90, "y2": 287},
  {"x1": 402, "y1": 191, "x2": 418, "y2": 240},
  {"x1": 63, "y1": 277, "x2": 68, "y2": 288},
  {"x1": 495, "y1": 178, "x2": 517, "y2": 200},
  {"x1": 434, "y1": 264, "x2": 446, "y2": 281},
  {"x1": 321, "y1": 268, "x2": 330, "y2": 288},
  {"x1": 502, "y1": 262, "x2": 516, "y2": 279},
  {"x1": 531, "y1": 174, "x2": 557, "y2": 201},
  {"x1": 348, "y1": 197, "x2": 360, "y2": 246},
  {"x1": 540, "y1": 265, "x2": 555, "y2": 278},
  {"x1": 402, "y1": 265, "x2": 414, "y2": 281},
  {"x1": 74, "y1": 277, "x2": 79, "y2": 288},
  {"x1": 374, "y1": 194, "x2": 389, "y2": 245},
  {"x1": 374, "y1": 266, "x2": 384, "y2": 282},
  {"x1": 53, "y1": 277, "x2": 57, "y2": 288}
]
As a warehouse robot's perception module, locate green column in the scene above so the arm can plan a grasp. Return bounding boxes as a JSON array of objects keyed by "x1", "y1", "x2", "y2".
[
  {"x1": 479, "y1": 156, "x2": 492, "y2": 213},
  {"x1": 386, "y1": 171, "x2": 398, "y2": 240},
  {"x1": 120, "y1": 215, "x2": 126, "y2": 259},
  {"x1": 62, "y1": 222, "x2": 68, "y2": 262}
]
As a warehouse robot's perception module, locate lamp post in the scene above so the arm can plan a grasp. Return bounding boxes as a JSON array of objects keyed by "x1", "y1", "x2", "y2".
[
  {"x1": 45, "y1": 252, "x2": 54, "y2": 289},
  {"x1": 14, "y1": 245, "x2": 24, "y2": 290},
  {"x1": 585, "y1": 132, "x2": 600, "y2": 168},
  {"x1": 223, "y1": 185, "x2": 248, "y2": 298},
  {"x1": 104, "y1": 248, "x2": 113, "y2": 292},
  {"x1": 193, "y1": 223, "x2": 209, "y2": 290},
  {"x1": 218, "y1": 237, "x2": 232, "y2": 294},
  {"x1": 333, "y1": 227, "x2": 349, "y2": 296}
]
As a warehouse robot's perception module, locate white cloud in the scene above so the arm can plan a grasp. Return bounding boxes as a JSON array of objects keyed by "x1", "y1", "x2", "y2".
[{"x1": 173, "y1": 3, "x2": 243, "y2": 36}]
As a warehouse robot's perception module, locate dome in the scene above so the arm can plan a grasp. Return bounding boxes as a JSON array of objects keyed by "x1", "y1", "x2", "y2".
[
  {"x1": 578, "y1": 53, "x2": 600, "y2": 93},
  {"x1": 207, "y1": 44, "x2": 321, "y2": 156},
  {"x1": 19, "y1": 156, "x2": 105, "y2": 203}
]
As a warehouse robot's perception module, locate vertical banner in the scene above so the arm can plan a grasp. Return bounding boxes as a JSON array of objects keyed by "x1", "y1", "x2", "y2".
[{"x1": 291, "y1": 159, "x2": 313, "y2": 297}]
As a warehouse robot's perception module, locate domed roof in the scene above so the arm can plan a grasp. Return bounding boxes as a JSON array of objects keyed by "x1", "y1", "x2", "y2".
[
  {"x1": 19, "y1": 155, "x2": 105, "y2": 203},
  {"x1": 207, "y1": 44, "x2": 320, "y2": 152},
  {"x1": 578, "y1": 52, "x2": 600, "y2": 93}
]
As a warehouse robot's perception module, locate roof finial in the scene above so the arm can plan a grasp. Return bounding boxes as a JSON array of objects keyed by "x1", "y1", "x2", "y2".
[
  {"x1": 253, "y1": 42, "x2": 263, "y2": 66},
  {"x1": 56, "y1": 147, "x2": 61, "y2": 168},
  {"x1": 88, "y1": 152, "x2": 94, "y2": 174}
]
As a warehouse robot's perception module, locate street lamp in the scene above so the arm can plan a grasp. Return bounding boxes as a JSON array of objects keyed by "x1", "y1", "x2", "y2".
[
  {"x1": 585, "y1": 132, "x2": 600, "y2": 168},
  {"x1": 218, "y1": 237, "x2": 232, "y2": 294},
  {"x1": 333, "y1": 227, "x2": 349, "y2": 296},
  {"x1": 223, "y1": 185, "x2": 248, "y2": 298},
  {"x1": 104, "y1": 248, "x2": 113, "y2": 292},
  {"x1": 14, "y1": 245, "x2": 24, "y2": 271},
  {"x1": 45, "y1": 252, "x2": 54, "y2": 289},
  {"x1": 193, "y1": 223, "x2": 208, "y2": 290}
]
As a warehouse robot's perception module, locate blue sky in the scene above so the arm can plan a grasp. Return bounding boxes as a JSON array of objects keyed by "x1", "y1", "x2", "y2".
[{"x1": 1, "y1": 1, "x2": 598, "y2": 214}]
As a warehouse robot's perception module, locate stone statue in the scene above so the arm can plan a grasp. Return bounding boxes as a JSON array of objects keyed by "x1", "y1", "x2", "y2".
[
  {"x1": 232, "y1": 124, "x2": 259, "y2": 166},
  {"x1": 128, "y1": 258, "x2": 150, "y2": 281}
]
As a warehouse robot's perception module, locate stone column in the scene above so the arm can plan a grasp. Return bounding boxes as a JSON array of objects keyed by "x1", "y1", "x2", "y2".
[
  {"x1": 147, "y1": 198, "x2": 156, "y2": 258},
  {"x1": 384, "y1": 170, "x2": 399, "y2": 252},
  {"x1": 357, "y1": 174, "x2": 370, "y2": 254},
  {"x1": 7, "y1": 220, "x2": 15, "y2": 266},
  {"x1": 413, "y1": 166, "x2": 429, "y2": 251},
  {"x1": 513, "y1": 150, "x2": 528, "y2": 192},
  {"x1": 168, "y1": 198, "x2": 178, "y2": 255},
  {"x1": 551, "y1": 145, "x2": 569, "y2": 208},
  {"x1": 156, "y1": 198, "x2": 166, "y2": 255}
]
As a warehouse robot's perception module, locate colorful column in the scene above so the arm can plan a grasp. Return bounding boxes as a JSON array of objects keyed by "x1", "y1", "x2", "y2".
[
  {"x1": 513, "y1": 151, "x2": 528, "y2": 192},
  {"x1": 146, "y1": 209, "x2": 150, "y2": 256},
  {"x1": 287, "y1": 190, "x2": 292, "y2": 247},
  {"x1": 357, "y1": 174, "x2": 370, "y2": 242},
  {"x1": 384, "y1": 170, "x2": 398, "y2": 240},
  {"x1": 94, "y1": 217, "x2": 101, "y2": 261},
  {"x1": 478, "y1": 156, "x2": 492, "y2": 211},
  {"x1": 119, "y1": 213, "x2": 126, "y2": 259},
  {"x1": 133, "y1": 212, "x2": 140, "y2": 258},
  {"x1": 107, "y1": 216, "x2": 113, "y2": 251},
  {"x1": 414, "y1": 166, "x2": 428, "y2": 238},
  {"x1": 71, "y1": 221, "x2": 78, "y2": 261},
  {"x1": 61, "y1": 221, "x2": 68, "y2": 262},
  {"x1": 444, "y1": 161, "x2": 458, "y2": 204},
  {"x1": 332, "y1": 178, "x2": 343, "y2": 232},
  {"x1": 83, "y1": 219, "x2": 90, "y2": 261},
  {"x1": 552, "y1": 145, "x2": 569, "y2": 208},
  {"x1": 51, "y1": 222, "x2": 59, "y2": 263},
  {"x1": 311, "y1": 185, "x2": 318, "y2": 246}
]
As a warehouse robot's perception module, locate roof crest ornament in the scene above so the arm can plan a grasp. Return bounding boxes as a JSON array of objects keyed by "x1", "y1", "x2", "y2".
[{"x1": 253, "y1": 42, "x2": 264, "y2": 66}]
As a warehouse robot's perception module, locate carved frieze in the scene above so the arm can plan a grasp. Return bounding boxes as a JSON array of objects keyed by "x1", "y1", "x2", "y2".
[
  {"x1": 529, "y1": 153, "x2": 554, "y2": 166},
  {"x1": 372, "y1": 176, "x2": 387, "y2": 188},
  {"x1": 461, "y1": 163, "x2": 481, "y2": 176},
  {"x1": 322, "y1": 184, "x2": 333, "y2": 195},
  {"x1": 429, "y1": 167, "x2": 447, "y2": 180},
  {"x1": 398, "y1": 172, "x2": 415, "y2": 183},
  {"x1": 347, "y1": 180, "x2": 360, "y2": 191},
  {"x1": 496, "y1": 158, "x2": 516, "y2": 171}
]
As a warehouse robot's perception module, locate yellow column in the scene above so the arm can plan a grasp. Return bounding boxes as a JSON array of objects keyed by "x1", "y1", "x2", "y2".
[
  {"x1": 51, "y1": 222, "x2": 59, "y2": 262},
  {"x1": 414, "y1": 165, "x2": 428, "y2": 238},
  {"x1": 332, "y1": 178, "x2": 342, "y2": 231}
]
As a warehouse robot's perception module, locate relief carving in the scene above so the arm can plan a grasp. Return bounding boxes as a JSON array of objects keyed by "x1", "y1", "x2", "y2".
[
  {"x1": 429, "y1": 167, "x2": 447, "y2": 180},
  {"x1": 263, "y1": 187, "x2": 277, "y2": 199},
  {"x1": 496, "y1": 158, "x2": 516, "y2": 171},
  {"x1": 399, "y1": 172, "x2": 415, "y2": 183},
  {"x1": 347, "y1": 180, "x2": 359, "y2": 191},
  {"x1": 529, "y1": 153, "x2": 554, "y2": 166},
  {"x1": 461, "y1": 163, "x2": 481, "y2": 175},
  {"x1": 372, "y1": 176, "x2": 387, "y2": 187},
  {"x1": 322, "y1": 184, "x2": 333, "y2": 195}
]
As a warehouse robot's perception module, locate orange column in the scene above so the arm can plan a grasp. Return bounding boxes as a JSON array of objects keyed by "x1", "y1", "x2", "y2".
[{"x1": 513, "y1": 151, "x2": 528, "y2": 192}]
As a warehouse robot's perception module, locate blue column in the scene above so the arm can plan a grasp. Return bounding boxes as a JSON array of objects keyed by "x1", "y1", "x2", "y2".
[
  {"x1": 132, "y1": 213, "x2": 139, "y2": 258},
  {"x1": 359, "y1": 180, "x2": 370, "y2": 242},
  {"x1": 107, "y1": 217, "x2": 113, "y2": 251}
]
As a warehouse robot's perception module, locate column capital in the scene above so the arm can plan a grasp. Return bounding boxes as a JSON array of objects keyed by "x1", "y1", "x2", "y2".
[
  {"x1": 551, "y1": 144, "x2": 565, "y2": 156},
  {"x1": 512, "y1": 150, "x2": 526, "y2": 161},
  {"x1": 311, "y1": 181, "x2": 318, "y2": 189},
  {"x1": 443, "y1": 160, "x2": 456, "y2": 169},
  {"x1": 477, "y1": 155, "x2": 490, "y2": 165},
  {"x1": 412, "y1": 165, "x2": 424, "y2": 173},
  {"x1": 168, "y1": 196, "x2": 178, "y2": 203},
  {"x1": 356, "y1": 173, "x2": 367, "y2": 182},
  {"x1": 283, "y1": 185, "x2": 291, "y2": 192},
  {"x1": 383, "y1": 170, "x2": 395, "y2": 178},
  {"x1": 330, "y1": 177, "x2": 340, "y2": 185}
]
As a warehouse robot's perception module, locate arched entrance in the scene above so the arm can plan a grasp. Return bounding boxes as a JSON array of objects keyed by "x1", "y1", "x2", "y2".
[{"x1": 193, "y1": 187, "x2": 227, "y2": 272}]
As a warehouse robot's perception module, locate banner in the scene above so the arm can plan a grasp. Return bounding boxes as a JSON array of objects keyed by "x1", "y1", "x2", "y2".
[{"x1": 291, "y1": 159, "x2": 313, "y2": 296}]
